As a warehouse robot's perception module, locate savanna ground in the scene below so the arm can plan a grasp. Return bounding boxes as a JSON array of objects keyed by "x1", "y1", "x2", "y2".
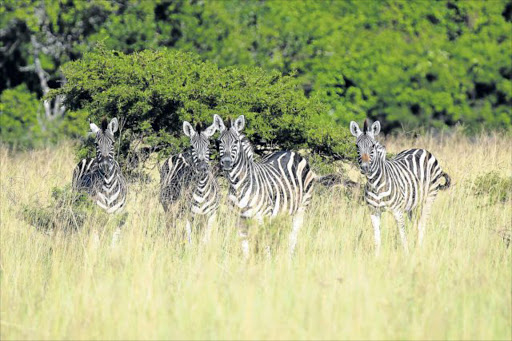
[{"x1": 1, "y1": 133, "x2": 511, "y2": 340}]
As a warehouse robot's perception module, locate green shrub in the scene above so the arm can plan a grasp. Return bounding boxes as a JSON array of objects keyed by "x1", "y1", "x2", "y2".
[
  {"x1": 79, "y1": 0, "x2": 512, "y2": 132},
  {"x1": 21, "y1": 185, "x2": 98, "y2": 233},
  {"x1": 473, "y1": 171, "x2": 512, "y2": 204},
  {"x1": 51, "y1": 48, "x2": 355, "y2": 177},
  {"x1": 0, "y1": 84, "x2": 89, "y2": 149},
  {"x1": 0, "y1": 84, "x2": 43, "y2": 148}
]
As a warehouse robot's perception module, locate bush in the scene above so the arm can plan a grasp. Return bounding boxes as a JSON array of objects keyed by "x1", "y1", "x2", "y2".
[
  {"x1": 78, "y1": 0, "x2": 512, "y2": 132},
  {"x1": 0, "y1": 84, "x2": 43, "y2": 148},
  {"x1": 0, "y1": 84, "x2": 89, "y2": 149},
  {"x1": 51, "y1": 48, "x2": 356, "y2": 176},
  {"x1": 473, "y1": 171, "x2": 512, "y2": 204},
  {"x1": 21, "y1": 185, "x2": 98, "y2": 233},
  {"x1": 21, "y1": 185, "x2": 129, "y2": 234}
]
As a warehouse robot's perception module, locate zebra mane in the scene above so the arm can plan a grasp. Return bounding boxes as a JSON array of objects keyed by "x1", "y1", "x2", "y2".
[
  {"x1": 363, "y1": 119, "x2": 369, "y2": 134},
  {"x1": 239, "y1": 133, "x2": 254, "y2": 161},
  {"x1": 195, "y1": 122, "x2": 203, "y2": 134},
  {"x1": 101, "y1": 118, "x2": 109, "y2": 131}
]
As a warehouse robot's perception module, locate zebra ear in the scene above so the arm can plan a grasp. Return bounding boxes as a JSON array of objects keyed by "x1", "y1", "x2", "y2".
[
  {"x1": 234, "y1": 115, "x2": 246, "y2": 132},
  {"x1": 183, "y1": 121, "x2": 196, "y2": 137},
  {"x1": 213, "y1": 114, "x2": 225, "y2": 132},
  {"x1": 108, "y1": 118, "x2": 119, "y2": 134},
  {"x1": 349, "y1": 121, "x2": 362, "y2": 137},
  {"x1": 90, "y1": 123, "x2": 100, "y2": 134},
  {"x1": 371, "y1": 121, "x2": 381, "y2": 136},
  {"x1": 203, "y1": 121, "x2": 218, "y2": 138}
]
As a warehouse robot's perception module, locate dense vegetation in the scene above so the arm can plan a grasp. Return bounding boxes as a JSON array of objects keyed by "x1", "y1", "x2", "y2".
[
  {"x1": 52, "y1": 48, "x2": 354, "y2": 170},
  {"x1": 1, "y1": 0, "x2": 511, "y2": 149}
]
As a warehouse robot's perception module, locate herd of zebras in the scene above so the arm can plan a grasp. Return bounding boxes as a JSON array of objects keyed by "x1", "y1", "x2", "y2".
[{"x1": 72, "y1": 115, "x2": 450, "y2": 256}]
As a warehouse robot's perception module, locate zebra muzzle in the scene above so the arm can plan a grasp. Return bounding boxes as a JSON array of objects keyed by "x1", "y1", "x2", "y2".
[
  {"x1": 360, "y1": 163, "x2": 370, "y2": 174},
  {"x1": 99, "y1": 161, "x2": 113, "y2": 174},
  {"x1": 220, "y1": 157, "x2": 233, "y2": 170},
  {"x1": 197, "y1": 162, "x2": 208, "y2": 173}
]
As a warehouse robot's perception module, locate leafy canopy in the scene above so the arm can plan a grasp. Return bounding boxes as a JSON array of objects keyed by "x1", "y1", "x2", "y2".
[
  {"x1": 52, "y1": 48, "x2": 354, "y2": 173},
  {"x1": 2, "y1": 0, "x2": 511, "y2": 150}
]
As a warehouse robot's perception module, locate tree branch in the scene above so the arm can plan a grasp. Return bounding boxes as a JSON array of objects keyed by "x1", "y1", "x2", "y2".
[{"x1": 31, "y1": 35, "x2": 66, "y2": 121}]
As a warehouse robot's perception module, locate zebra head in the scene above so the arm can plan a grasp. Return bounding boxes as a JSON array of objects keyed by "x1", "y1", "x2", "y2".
[
  {"x1": 90, "y1": 118, "x2": 118, "y2": 175},
  {"x1": 183, "y1": 120, "x2": 217, "y2": 174},
  {"x1": 350, "y1": 119, "x2": 383, "y2": 175},
  {"x1": 214, "y1": 114, "x2": 246, "y2": 171}
]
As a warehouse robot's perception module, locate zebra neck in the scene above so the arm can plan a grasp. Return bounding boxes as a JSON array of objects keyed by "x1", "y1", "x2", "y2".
[
  {"x1": 195, "y1": 171, "x2": 210, "y2": 188},
  {"x1": 227, "y1": 144, "x2": 255, "y2": 188},
  {"x1": 97, "y1": 158, "x2": 118, "y2": 184},
  {"x1": 366, "y1": 147, "x2": 387, "y2": 187}
]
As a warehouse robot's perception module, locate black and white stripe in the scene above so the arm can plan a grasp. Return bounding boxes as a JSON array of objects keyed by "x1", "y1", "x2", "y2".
[
  {"x1": 214, "y1": 114, "x2": 317, "y2": 256},
  {"x1": 159, "y1": 120, "x2": 219, "y2": 241},
  {"x1": 72, "y1": 118, "x2": 127, "y2": 214},
  {"x1": 350, "y1": 119, "x2": 451, "y2": 253}
]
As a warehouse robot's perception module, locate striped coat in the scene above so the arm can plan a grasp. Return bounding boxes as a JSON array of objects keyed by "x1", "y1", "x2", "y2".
[
  {"x1": 72, "y1": 118, "x2": 127, "y2": 214},
  {"x1": 363, "y1": 147, "x2": 449, "y2": 212},
  {"x1": 225, "y1": 148, "x2": 315, "y2": 219},
  {"x1": 159, "y1": 149, "x2": 219, "y2": 217},
  {"x1": 215, "y1": 114, "x2": 322, "y2": 256},
  {"x1": 350, "y1": 119, "x2": 450, "y2": 253},
  {"x1": 159, "y1": 120, "x2": 219, "y2": 242}
]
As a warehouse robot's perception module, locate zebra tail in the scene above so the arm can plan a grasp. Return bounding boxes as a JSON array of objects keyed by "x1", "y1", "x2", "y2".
[
  {"x1": 315, "y1": 174, "x2": 357, "y2": 188},
  {"x1": 439, "y1": 172, "x2": 451, "y2": 190}
]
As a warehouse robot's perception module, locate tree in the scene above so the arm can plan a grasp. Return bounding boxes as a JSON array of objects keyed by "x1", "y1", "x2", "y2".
[
  {"x1": 0, "y1": 0, "x2": 117, "y2": 146},
  {"x1": 2, "y1": 0, "x2": 511, "y2": 150},
  {"x1": 51, "y1": 48, "x2": 355, "y2": 176}
]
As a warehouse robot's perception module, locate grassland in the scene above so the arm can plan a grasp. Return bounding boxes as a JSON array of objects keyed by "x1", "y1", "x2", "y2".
[{"x1": 1, "y1": 133, "x2": 511, "y2": 340}]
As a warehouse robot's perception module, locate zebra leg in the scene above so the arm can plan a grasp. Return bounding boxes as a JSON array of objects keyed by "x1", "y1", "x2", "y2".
[
  {"x1": 417, "y1": 195, "x2": 436, "y2": 246},
  {"x1": 370, "y1": 210, "x2": 382, "y2": 256},
  {"x1": 289, "y1": 208, "x2": 305, "y2": 257},
  {"x1": 111, "y1": 226, "x2": 121, "y2": 247},
  {"x1": 91, "y1": 228, "x2": 100, "y2": 250},
  {"x1": 202, "y1": 213, "x2": 216, "y2": 244},
  {"x1": 392, "y1": 209, "x2": 409, "y2": 253},
  {"x1": 239, "y1": 219, "x2": 250, "y2": 259},
  {"x1": 252, "y1": 216, "x2": 270, "y2": 259},
  {"x1": 185, "y1": 219, "x2": 192, "y2": 244}
]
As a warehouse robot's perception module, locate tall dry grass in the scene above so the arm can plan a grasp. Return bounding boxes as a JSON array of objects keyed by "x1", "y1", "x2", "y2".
[{"x1": 1, "y1": 133, "x2": 511, "y2": 340}]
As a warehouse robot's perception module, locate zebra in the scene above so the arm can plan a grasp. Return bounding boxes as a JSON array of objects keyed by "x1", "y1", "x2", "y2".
[
  {"x1": 349, "y1": 119, "x2": 451, "y2": 254},
  {"x1": 72, "y1": 117, "x2": 127, "y2": 245},
  {"x1": 214, "y1": 114, "x2": 342, "y2": 258},
  {"x1": 159, "y1": 120, "x2": 219, "y2": 243}
]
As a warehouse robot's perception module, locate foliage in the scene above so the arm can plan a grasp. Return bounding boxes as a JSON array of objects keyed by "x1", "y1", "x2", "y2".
[
  {"x1": 473, "y1": 171, "x2": 512, "y2": 204},
  {"x1": 52, "y1": 48, "x2": 355, "y2": 173},
  {"x1": 21, "y1": 184, "x2": 128, "y2": 233},
  {"x1": 21, "y1": 185, "x2": 99, "y2": 233},
  {"x1": 1, "y1": 0, "x2": 511, "y2": 149},
  {"x1": 0, "y1": 84, "x2": 42, "y2": 148},
  {"x1": 179, "y1": 0, "x2": 512, "y2": 132},
  {"x1": 0, "y1": 84, "x2": 88, "y2": 148}
]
